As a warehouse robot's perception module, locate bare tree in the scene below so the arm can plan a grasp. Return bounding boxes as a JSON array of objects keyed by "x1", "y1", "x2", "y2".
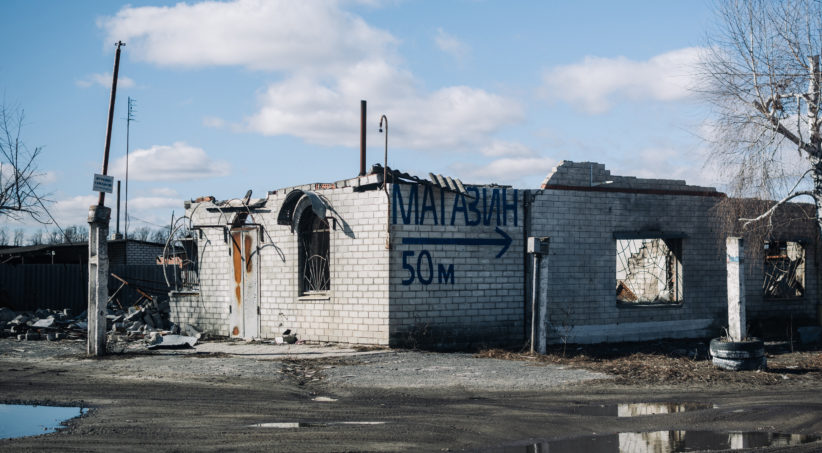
[
  {"x1": 62, "y1": 225, "x2": 89, "y2": 243},
  {"x1": 12, "y1": 228, "x2": 24, "y2": 246},
  {"x1": 0, "y1": 103, "x2": 46, "y2": 222},
  {"x1": 132, "y1": 226, "x2": 151, "y2": 241},
  {"x1": 702, "y1": 0, "x2": 822, "y2": 237},
  {"x1": 150, "y1": 228, "x2": 170, "y2": 244}
]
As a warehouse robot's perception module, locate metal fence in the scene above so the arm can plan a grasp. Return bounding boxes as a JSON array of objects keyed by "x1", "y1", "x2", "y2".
[{"x1": 0, "y1": 264, "x2": 178, "y2": 313}]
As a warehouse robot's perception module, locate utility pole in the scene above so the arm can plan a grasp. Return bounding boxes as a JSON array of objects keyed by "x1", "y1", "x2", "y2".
[
  {"x1": 88, "y1": 41, "x2": 124, "y2": 357},
  {"x1": 125, "y1": 97, "x2": 136, "y2": 241}
]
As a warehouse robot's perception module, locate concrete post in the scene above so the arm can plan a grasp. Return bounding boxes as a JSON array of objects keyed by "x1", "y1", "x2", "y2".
[
  {"x1": 535, "y1": 250, "x2": 549, "y2": 355},
  {"x1": 530, "y1": 254, "x2": 539, "y2": 354},
  {"x1": 726, "y1": 237, "x2": 746, "y2": 341},
  {"x1": 527, "y1": 237, "x2": 550, "y2": 354},
  {"x1": 88, "y1": 205, "x2": 111, "y2": 356}
]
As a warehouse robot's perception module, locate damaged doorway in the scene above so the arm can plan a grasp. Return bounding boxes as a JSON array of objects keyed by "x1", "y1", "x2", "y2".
[{"x1": 230, "y1": 226, "x2": 260, "y2": 339}]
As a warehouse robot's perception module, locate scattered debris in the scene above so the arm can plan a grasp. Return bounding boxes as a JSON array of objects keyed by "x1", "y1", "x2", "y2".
[
  {"x1": 0, "y1": 273, "x2": 206, "y2": 351},
  {"x1": 147, "y1": 334, "x2": 198, "y2": 349},
  {"x1": 0, "y1": 308, "x2": 87, "y2": 341}
]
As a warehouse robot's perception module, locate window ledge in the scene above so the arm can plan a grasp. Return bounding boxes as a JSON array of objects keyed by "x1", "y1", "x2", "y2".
[
  {"x1": 617, "y1": 301, "x2": 683, "y2": 309},
  {"x1": 299, "y1": 293, "x2": 332, "y2": 302}
]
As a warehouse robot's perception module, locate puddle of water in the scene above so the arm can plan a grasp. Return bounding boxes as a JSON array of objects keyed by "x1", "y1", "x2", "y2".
[
  {"x1": 566, "y1": 402, "x2": 716, "y2": 417},
  {"x1": 250, "y1": 421, "x2": 385, "y2": 428},
  {"x1": 0, "y1": 404, "x2": 88, "y2": 440},
  {"x1": 502, "y1": 431, "x2": 820, "y2": 452}
]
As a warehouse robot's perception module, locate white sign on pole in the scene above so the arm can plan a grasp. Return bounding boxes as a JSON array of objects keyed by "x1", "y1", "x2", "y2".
[{"x1": 93, "y1": 174, "x2": 114, "y2": 194}]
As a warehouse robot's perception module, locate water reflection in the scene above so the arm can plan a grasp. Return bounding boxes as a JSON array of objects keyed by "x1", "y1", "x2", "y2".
[
  {"x1": 510, "y1": 431, "x2": 820, "y2": 452},
  {"x1": 0, "y1": 404, "x2": 88, "y2": 440},
  {"x1": 567, "y1": 402, "x2": 715, "y2": 417}
]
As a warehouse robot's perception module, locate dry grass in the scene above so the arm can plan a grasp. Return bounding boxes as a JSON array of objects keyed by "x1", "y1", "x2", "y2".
[{"x1": 477, "y1": 340, "x2": 822, "y2": 387}]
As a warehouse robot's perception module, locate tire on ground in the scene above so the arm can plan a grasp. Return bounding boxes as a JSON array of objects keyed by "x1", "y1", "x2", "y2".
[{"x1": 710, "y1": 338, "x2": 766, "y2": 370}]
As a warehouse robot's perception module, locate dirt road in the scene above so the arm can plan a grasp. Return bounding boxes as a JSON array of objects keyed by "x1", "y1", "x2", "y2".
[{"x1": 1, "y1": 338, "x2": 821, "y2": 452}]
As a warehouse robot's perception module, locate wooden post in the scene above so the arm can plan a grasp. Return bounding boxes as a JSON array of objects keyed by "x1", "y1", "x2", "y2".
[{"x1": 726, "y1": 237, "x2": 746, "y2": 341}]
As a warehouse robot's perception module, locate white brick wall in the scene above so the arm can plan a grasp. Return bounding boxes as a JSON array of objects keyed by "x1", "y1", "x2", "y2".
[
  {"x1": 170, "y1": 180, "x2": 391, "y2": 345},
  {"x1": 170, "y1": 161, "x2": 819, "y2": 347},
  {"x1": 387, "y1": 184, "x2": 524, "y2": 348}
]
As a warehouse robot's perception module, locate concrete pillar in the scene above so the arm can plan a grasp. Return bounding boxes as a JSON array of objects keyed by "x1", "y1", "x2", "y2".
[
  {"x1": 726, "y1": 237, "x2": 746, "y2": 341},
  {"x1": 528, "y1": 237, "x2": 550, "y2": 354},
  {"x1": 535, "y1": 252, "x2": 549, "y2": 355},
  {"x1": 88, "y1": 205, "x2": 111, "y2": 356}
]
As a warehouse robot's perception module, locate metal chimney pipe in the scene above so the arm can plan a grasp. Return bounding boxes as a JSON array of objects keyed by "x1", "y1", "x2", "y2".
[{"x1": 359, "y1": 100, "x2": 366, "y2": 176}]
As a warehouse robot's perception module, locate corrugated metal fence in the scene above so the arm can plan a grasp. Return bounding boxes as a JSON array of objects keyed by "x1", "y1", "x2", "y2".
[{"x1": 0, "y1": 264, "x2": 178, "y2": 313}]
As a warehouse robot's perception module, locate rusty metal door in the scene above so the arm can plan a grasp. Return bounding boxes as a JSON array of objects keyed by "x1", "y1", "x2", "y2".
[{"x1": 229, "y1": 227, "x2": 260, "y2": 339}]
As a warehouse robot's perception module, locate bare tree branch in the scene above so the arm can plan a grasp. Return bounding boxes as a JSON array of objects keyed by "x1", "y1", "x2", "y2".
[
  {"x1": 701, "y1": 0, "x2": 822, "y2": 237},
  {"x1": 740, "y1": 190, "x2": 816, "y2": 226},
  {"x1": 0, "y1": 102, "x2": 48, "y2": 222}
]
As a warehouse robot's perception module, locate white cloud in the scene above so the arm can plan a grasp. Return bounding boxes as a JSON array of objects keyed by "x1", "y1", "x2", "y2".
[
  {"x1": 479, "y1": 140, "x2": 535, "y2": 158},
  {"x1": 540, "y1": 47, "x2": 703, "y2": 114},
  {"x1": 102, "y1": 1, "x2": 521, "y2": 152},
  {"x1": 76, "y1": 72, "x2": 135, "y2": 89},
  {"x1": 606, "y1": 145, "x2": 725, "y2": 189},
  {"x1": 36, "y1": 171, "x2": 58, "y2": 185},
  {"x1": 51, "y1": 195, "x2": 98, "y2": 227},
  {"x1": 149, "y1": 187, "x2": 179, "y2": 197},
  {"x1": 110, "y1": 142, "x2": 230, "y2": 181},
  {"x1": 246, "y1": 61, "x2": 522, "y2": 149},
  {"x1": 435, "y1": 28, "x2": 469, "y2": 61},
  {"x1": 452, "y1": 156, "x2": 557, "y2": 186},
  {"x1": 127, "y1": 196, "x2": 182, "y2": 211},
  {"x1": 100, "y1": 0, "x2": 396, "y2": 73}
]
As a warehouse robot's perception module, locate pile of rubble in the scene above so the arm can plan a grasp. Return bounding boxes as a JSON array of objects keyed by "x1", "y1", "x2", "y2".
[
  {"x1": 0, "y1": 307, "x2": 87, "y2": 341},
  {"x1": 1, "y1": 293, "x2": 202, "y2": 348}
]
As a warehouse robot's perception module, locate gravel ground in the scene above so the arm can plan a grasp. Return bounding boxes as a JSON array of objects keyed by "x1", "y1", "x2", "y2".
[
  {"x1": 0, "y1": 338, "x2": 607, "y2": 389},
  {"x1": 320, "y1": 351, "x2": 609, "y2": 390},
  {"x1": 2, "y1": 338, "x2": 822, "y2": 452}
]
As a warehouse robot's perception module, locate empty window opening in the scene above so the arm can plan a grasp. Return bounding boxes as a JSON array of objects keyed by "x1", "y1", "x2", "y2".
[
  {"x1": 616, "y1": 238, "x2": 682, "y2": 304},
  {"x1": 764, "y1": 241, "x2": 805, "y2": 299},
  {"x1": 298, "y1": 209, "x2": 330, "y2": 294}
]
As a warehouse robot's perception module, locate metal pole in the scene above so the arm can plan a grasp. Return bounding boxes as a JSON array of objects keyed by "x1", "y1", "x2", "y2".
[
  {"x1": 97, "y1": 41, "x2": 124, "y2": 207},
  {"x1": 125, "y1": 97, "x2": 135, "y2": 240},
  {"x1": 115, "y1": 180, "x2": 121, "y2": 238},
  {"x1": 379, "y1": 115, "x2": 390, "y2": 249},
  {"x1": 530, "y1": 253, "x2": 538, "y2": 354},
  {"x1": 359, "y1": 100, "x2": 366, "y2": 176}
]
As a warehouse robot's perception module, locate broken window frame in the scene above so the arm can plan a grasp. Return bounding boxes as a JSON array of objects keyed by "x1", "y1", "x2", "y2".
[
  {"x1": 614, "y1": 232, "x2": 684, "y2": 306},
  {"x1": 298, "y1": 209, "x2": 330, "y2": 296},
  {"x1": 763, "y1": 240, "x2": 805, "y2": 300}
]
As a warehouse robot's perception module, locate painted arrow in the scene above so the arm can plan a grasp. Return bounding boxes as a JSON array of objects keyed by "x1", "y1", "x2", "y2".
[{"x1": 400, "y1": 227, "x2": 512, "y2": 258}]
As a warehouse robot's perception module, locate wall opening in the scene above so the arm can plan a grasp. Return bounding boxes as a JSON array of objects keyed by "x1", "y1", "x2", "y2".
[
  {"x1": 616, "y1": 238, "x2": 682, "y2": 305},
  {"x1": 298, "y1": 209, "x2": 330, "y2": 295},
  {"x1": 763, "y1": 240, "x2": 805, "y2": 299}
]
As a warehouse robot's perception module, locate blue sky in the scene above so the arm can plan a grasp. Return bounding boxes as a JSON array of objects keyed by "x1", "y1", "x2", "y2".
[{"x1": 0, "y1": 0, "x2": 720, "y2": 238}]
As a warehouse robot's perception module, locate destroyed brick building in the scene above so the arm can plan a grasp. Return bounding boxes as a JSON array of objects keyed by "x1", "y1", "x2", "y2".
[{"x1": 168, "y1": 161, "x2": 821, "y2": 348}]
